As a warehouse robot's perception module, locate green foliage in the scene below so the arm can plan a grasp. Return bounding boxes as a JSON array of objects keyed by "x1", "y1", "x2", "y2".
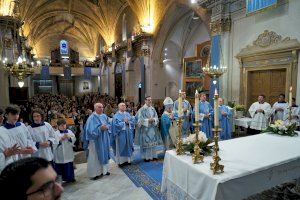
[{"x1": 182, "y1": 138, "x2": 214, "y2": 156}]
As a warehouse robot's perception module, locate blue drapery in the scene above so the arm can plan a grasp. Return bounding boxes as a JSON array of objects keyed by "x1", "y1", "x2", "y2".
[
  {"x1": 209, "y1": 35, "x2": 220, "y2": 105},
  {"x1": 246, "y1": 0, "x2": 277, "y2": 14},
  {"x1": 63, "y1": 67, "x2": 72, "y2": 80},
  {"x1": 41, "y1": 65, "x2": 50, "y2": 80},
  {"x1": 84, "y1": 67, "x2": 92, "y2": 80}
]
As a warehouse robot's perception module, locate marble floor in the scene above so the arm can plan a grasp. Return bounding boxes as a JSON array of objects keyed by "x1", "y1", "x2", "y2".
[{"x1": 62, "y1": 162, "x2": 151, "y2": 200}]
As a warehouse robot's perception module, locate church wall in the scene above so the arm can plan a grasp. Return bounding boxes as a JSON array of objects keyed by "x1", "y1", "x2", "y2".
[
  {"x1": 74, "y1": 76, "x2": 98, "y2": 95},
  {"x1": 229, "y1": 0, "x2": 300, "y2": 104}
]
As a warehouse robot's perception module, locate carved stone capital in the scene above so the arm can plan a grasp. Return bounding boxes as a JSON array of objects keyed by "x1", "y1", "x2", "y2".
[{"x1": 210, "y1": 17, "x2": 231, "y2": 35}]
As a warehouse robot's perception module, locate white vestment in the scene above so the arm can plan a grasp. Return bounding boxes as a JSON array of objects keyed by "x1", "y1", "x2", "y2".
[
  {"x1": 249, "y1": 102, "x2": 272, "y2": 130},
  {"x1": 0, "y1": 127, "x2": 17, "y2": 172},
  {"x1": 87, "y1": 141, "x2": 109, "y2": 177},
  {"x1": 5, "y1": 123, "x2": 37, "y2": 160},
  {"x1": 272, "y1": 102, "x2": 288, "y2": 121},
  {"x1": 283, "y1": 107, "x2": 300, "y2": 126},
  {"x1": 28, "y1": 122, "x2": 58, "y2": 161},
  {"x1": 53, "y1": 130, "x2": 76, "y2": 164}
]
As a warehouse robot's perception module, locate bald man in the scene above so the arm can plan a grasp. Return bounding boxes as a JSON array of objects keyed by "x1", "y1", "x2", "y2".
[
  {"x1": 111, "y1": 103, "x2": 135, "y2": 167},
  {"x1": 84, "y1": 103, "x2": 111, "y2": 180},
  {"x1": 218, "y1": 98, "x2": 232, "y2": 140}
]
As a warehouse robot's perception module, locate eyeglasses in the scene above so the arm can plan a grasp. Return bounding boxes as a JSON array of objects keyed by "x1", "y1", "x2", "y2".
[{"x1": 26, "y1": 180, "x2": 58, "y2": 197}]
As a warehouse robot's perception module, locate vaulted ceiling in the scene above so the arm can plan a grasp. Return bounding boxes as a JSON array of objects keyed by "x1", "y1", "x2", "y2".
[{"x1": 0, "y1": 0, "x2": 209, "y2": 60}]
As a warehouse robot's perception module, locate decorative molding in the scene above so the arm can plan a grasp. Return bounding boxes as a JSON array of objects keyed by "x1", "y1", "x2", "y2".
[{"x1": 253, "y1": 30, "x2": 286, "y2": 48}]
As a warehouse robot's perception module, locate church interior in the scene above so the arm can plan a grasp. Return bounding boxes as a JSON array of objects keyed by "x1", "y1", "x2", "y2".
[{"x1": 0, "y1": 0, "x2": 300, "y2": 199}]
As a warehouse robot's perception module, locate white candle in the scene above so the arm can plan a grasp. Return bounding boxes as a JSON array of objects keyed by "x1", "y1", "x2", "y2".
[
  {"x1": 214, "y1": 88, "x2": 219, "y2": 127},
  {"x1": 178, "y1": 90, "x2": 183, "y2": 117},
  {"x1": 195, "y1": 90, "x2": 199, "y2": 122},
  {"x1": 289, "y1": 86, "x2": 293, "y2": 107}
]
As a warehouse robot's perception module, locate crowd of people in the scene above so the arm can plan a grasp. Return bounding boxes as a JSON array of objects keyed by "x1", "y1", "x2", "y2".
[{"x1": 0, "y1": 92, "x2": 299, "y2": 199}]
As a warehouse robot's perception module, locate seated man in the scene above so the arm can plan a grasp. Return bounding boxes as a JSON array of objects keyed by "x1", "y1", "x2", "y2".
[{"x1": 0, "y1": 157, "x2": 64, "y2": 200}]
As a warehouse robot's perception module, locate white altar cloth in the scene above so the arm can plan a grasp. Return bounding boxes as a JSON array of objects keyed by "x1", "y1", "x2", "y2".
[
  {"x1": 161, "y1": 133, "x2": 300, "y2": 200},
  {"x1": 233, "y1": 117, "x2": 252, "y2": 129}
]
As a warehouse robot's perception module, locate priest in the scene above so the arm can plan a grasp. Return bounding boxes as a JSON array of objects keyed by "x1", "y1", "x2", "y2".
[
  {"x1": 160, "y1": 97, "x2": 174, "y2": 150},
  {"x1": 249, "y1": 95, "x2": 272, "y2": 134},
  {"x1": 28, "y1": 109, "x2": 58, "y2": 163},
  {"x1": 137, "y1": 96, "x2": 162, "y2": 161},
  {"x1": 197, "y1": 93, "x2": 213, "y2": 138},
  {"x1": 2, "y1": 105, "x2": 36, "y2": 160},
  {"x1": 85, "y1": 103, "x2": 111, "y2": 179},
  {"x1": 218, "y1": 98, "x2": 232, "y2": 140},
  {"x1": 272, "y1": 94, "x2": 288, "y2": 121},
  {"x1": 111, "y1": 102, "x2": 135, "y2": 166},
  {"x1": 283, "y1": 98, "x2": 300, "y2": 127},
  {"x1": 173, "y1": 91, "x2": 192, "y2": 136}
]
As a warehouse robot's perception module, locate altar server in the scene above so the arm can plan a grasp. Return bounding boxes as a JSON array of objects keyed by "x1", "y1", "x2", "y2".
[
  {"x1": 249, "y1": 95, "x2": 272, "y2": 133},
  {"x1": 137, "y1": 96, "x2": 163, "y2": 161},
  {"x1": 272, "y1": 94, "x2": 288, "y2": 121},
  {"x1": 112, "y1": 102, "x2": 135, "y2": 166},
  {"x1": 283, "y1": 98, "x2": 300, "y2": 126},
  {"x1": 53, "y1": 118, "x2": 76, "y2": 183},
  {"x1": 160, "y1": 97, "x2": 174, "y2": 150},
  {"x1": 85, "y1": 103, "x2": 111, "y2": 180},
  {"x1": 173, "y1": 91, "x2": 192, "y2": 136},
  {"x1": 196, "y1": 93, "x2": 213, "y2": 138},
  {"x1": 2, "y1": 105, "x2": 36, "y2": 160},
  {"x1": 218, "y1": 98, "x2": 232, "y2": 140},
  {"x1": 28, "y1": 109, "x2": 58, "y2": 163}
]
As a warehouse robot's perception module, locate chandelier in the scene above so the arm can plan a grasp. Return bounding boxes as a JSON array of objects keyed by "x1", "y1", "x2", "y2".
[{"x1": 0, "y1": 0, "x2": 41, "y2": 88}]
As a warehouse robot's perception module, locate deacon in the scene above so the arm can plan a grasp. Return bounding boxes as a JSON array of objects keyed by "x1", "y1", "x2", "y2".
[
  {"x1": 272, "y1": 94, "x2": 288, "y2": 121},
  {"x1": 249, "y1": 95, "x2": 272, "y2": 134},
  {"x1": 197, "y1": 93, "x2": 213, "y2": 138},
  {"x1": 218, "y1": 98, "x2": 232, "y2": 140},
  {"x1": 160, "y1": 97, "x2": 174, "y2": 150},
  {"x1": 28, "y1": 109, "x2": 58, "y2": 163},
  {"x1": 2, "y1": 105, "x2": 36, "y2": 160},
  {"x1": 283, "y1": 98, "x2": 299, "y2": 126},
  {"x1": 137, "y1": 96, "x2": 162, "y2": 161},
  {"x1": 53, "y1": 118, "x2": 76, "y2": 183},
  {"x1": 173, "y1": 91, "x2": 192, "y2": 136},
  {"x1": 112, "y1": 102, "x2": 135, "y2": 166},
  {"x1": 85, "y1": 103, "x2": 111, "y2": 180}
]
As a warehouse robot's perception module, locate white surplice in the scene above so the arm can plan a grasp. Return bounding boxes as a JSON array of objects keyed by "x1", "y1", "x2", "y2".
[
  {"x1": 283, "y1": 107, "x2": 300, "y2": 126},
  {"x1": 272, "y1": 102, "x2": 288, "y2": 121},
  {"x1": 53, "y1": 130, "x2": 76, "y2": 164},
  {"x1": 0, "y1": 127, "x2": 17, "y2": 172},
  {"x1": 249, "y1": 102, "x2": 272, "y2": 130},
  {"x1": 28, "y1": 122, "x2": 58, "y2": 161}
]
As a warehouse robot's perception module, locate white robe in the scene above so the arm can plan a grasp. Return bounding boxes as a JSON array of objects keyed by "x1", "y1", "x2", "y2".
[
  {"x1": 53, "y1": 130, "x2": 76, "y2": 164},
  {"x1": 28, "y1": 122, "x2": 58, "y2": 161},
  {"x1": 283, "y1": 107, "x2": 300, "y2": 126},
  {"x1": 249, "y1": 102, "x2": 272, "y2": 130},
  {"x1": 272, "y1": 102, "x2": 288, "y2": 121},
  {"x1": 5, "y1": 123, "x2": 37, "y2": 160},
  {"x1": 87, "y1": 140, "x2": 109, "y2": 177},
  {"x1": 0, "y1": 127, "x2": 17, "y2": 172}
]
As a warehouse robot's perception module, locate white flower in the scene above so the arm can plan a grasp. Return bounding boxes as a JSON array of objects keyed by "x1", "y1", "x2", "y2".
[{"x1": 198, "y1": 131, "x2": 207, "y2": 142}]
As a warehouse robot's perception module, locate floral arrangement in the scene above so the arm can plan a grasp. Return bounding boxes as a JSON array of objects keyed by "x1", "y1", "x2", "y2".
[
  {"x1": 262, "y1": 120, "x2": 298, "y2": 137},
  {"x1": 234, "y1": 104, "x2": 246, "y2": 111},
  {"x1": 182, "y1": 131, "x2": 213, "y2": 155}
]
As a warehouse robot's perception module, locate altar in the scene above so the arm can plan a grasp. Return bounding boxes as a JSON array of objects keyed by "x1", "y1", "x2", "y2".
[{"x1": 161, "y1": 133, "x2": 300, "y2": 200}]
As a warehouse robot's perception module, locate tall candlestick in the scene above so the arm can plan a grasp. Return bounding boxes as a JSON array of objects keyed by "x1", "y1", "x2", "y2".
[
  {"x1": 178, "y1": 90, "x2": 183, "y2": 117},
  {"x1": 289, "y1": 86, "x2": 293, "y2": 107},
  {"x1": 214, "y1": 88, "x2": 219, "y2": 127},
  {"x1": 195, "y1": 90, "x2": 199, "y2": 122}
]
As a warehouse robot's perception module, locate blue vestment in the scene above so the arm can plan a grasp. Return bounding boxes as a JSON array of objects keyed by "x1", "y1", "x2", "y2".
[
  {"x1": 219, "y1": 105, "x2": 232, "y2": 140},
  {"x1": 173, "y1": 99, "x2": 192, "y2": 136},
  {"x1": 197, "y1": 101, "x2": 213, "y2": 138}
]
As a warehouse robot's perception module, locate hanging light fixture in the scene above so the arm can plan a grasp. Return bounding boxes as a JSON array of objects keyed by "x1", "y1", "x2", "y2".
[{"x1": 1, "y1": 0, "x2": 41, "y2": 87}]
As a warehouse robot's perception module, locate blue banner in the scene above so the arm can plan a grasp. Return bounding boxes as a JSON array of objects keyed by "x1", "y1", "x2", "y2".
[
  {"x1": 63, "y1": 67, "x2": 72, "y2": 80},
  {"x1": 60, "y1": 40, "x2": 69, "y2": 55},
  {"x1": 246, "y1": 0, "x2": 277, "y2": 15},
  {"x1": 41, "y1": 65, "x2": 50, "y2": 80},
  {"x1": 84, "y1": 67, "x2": 92, "y2": 80},
  {"x1": 209, "y1": 35, "x2": 220, "y2": 105}
]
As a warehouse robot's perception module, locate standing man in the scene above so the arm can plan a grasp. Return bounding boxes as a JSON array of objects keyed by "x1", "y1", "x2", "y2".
[
  {"x1": 2, "y1": 105, "x2": 36, "y2": 160},
  {"x1": 283, "y1": 98, "x2": 300, "y2": 127},
  {"x1": 249, "y1": 95, "x2": 272, "y2": 134},
  {"x1": 0, "y1": 108, "x2": 4, "y2": 126},
  {"x1": 173, "y1": 91, "x2": 192, "y2": 137},
  {"x1": 160, "y1": 97, "x2": 174, "y2": 150},
  {"x1": 137, "y1": 96, "x2": 162, "y2": 161},
  {"x1": 218, "y1": 98, "x2": 232, "y2": 140},
  {"x1": 85, "y1": 103, "x2": 111, "y2": 180},
  {"x1": 28, "y1": 109, "x2": 58, "y2": 164},
  {"x1": 112, "y1": 103, "x2": 135, "y2": 167},
  {"x1": 197, "y1": 93, "x2": 213, "y2": 138},
  {"x1": 272, "y1": 94, "x2": 288, "y2": 121}
]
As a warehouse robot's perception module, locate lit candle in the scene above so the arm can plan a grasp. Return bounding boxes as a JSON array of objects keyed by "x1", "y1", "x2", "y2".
[
  {"x1": 214, "y1": 88, "x2": 219, "y2": 127},
  {"x1": 178, "y1": 90, "x2": 183, "y2": 117},
  {"x1": 289, "y1": 86, "x2": 293, "y2": 107},
  {"x1": 195, "y1": 90, "x2": 199, "y2": 122}
]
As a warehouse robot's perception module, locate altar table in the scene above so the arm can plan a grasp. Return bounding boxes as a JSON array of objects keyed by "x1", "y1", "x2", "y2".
[{"x1": 161, "y1": 133, "x2": 300, "y2": 200}]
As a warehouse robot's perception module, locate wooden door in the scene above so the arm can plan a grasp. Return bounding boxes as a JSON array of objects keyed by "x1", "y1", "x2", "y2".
[{"x1": 248, "y1": 69, "x2": 286, "y2": 107}]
